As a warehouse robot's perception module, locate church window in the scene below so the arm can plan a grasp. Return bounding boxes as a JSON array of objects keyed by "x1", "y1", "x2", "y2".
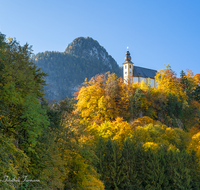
[
  {"x1": 125, "y1": 72, "x2": 127, "y2": 74},
  {"x1": 125, "y1": 65, "x2": 127, "y2": 69},
  {"x1": 129, "y1": 65, "x2": 131, "y2": 68}
]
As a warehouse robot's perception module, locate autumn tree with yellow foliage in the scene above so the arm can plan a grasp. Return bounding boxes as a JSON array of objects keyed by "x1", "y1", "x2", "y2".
[{"x1": 75, "y1": 72, "x2": 129, "y2": 125}]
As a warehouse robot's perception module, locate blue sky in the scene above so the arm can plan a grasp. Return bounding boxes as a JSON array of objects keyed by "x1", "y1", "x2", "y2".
[{"x1": 0, "y1": 0, "x2": 199, "y2": 76}]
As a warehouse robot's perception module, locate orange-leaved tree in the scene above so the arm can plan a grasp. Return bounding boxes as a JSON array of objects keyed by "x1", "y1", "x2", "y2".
[
  {"x1": 155, "y1": 64, "x2": 185, "y2": 99},
  {"x1": 75, "y1": 72, "x2": 129, "y2": 125}
]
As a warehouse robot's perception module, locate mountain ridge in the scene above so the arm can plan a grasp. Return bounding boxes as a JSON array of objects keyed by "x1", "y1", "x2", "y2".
[{"x1": 33, "y1": 37, "x2": 122, "y2": 101}]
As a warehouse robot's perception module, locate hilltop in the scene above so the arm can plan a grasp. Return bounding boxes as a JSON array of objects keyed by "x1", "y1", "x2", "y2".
[{"x1": 33, "y1": 37, "x2": 122, "y2": 101}]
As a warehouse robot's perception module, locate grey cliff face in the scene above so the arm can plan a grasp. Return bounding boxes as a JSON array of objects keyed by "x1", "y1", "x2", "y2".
[{"x1": 34, "y1": 37, "x2": 122, "y2": 101}]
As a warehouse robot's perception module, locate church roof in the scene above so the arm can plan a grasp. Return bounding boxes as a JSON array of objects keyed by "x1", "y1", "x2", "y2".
[
  {"x1": 123, "y1": 49, "x2": 157, "y2": 79},
  {"x1": 133, "y1": 66, "x2": 157, "y2": 79}
]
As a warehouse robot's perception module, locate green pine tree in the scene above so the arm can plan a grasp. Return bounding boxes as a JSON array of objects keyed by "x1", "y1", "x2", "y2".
[{"x1": 122, "y1": 138, "x2": 141, "y2": 189}]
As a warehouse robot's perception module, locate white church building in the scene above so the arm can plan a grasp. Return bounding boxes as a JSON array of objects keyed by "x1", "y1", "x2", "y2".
[{"x1": 123, "y1": 48, "x2": 157, "y2": 87}]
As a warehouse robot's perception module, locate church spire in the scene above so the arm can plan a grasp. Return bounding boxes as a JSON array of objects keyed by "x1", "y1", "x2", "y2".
[{"x1": 125, "y1": 47, "x2": 132, "y2": 62}]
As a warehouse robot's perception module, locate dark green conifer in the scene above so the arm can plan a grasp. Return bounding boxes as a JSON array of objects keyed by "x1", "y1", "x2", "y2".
[
  {"x1": 96, "y1": 136, "x2": 106, "y2": 181},
  {"x1": 122, "y1": 138, "x2": 141, "y2": 189},
  {"x1": 104, "y1": 139, "x2": 125, "y2": 190},
  {"x1": 144, "y1": 149, "x2": 165, "y2": 190}
]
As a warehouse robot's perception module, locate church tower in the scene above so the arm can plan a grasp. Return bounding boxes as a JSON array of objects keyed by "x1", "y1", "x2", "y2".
[{"x1": 123, "y1": 47, "x2": 133, "y2": 84}]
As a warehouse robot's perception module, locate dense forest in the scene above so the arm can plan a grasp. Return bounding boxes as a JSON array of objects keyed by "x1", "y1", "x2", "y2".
[
  {"x1": 1, "y1": 32, "x2": 200, "y2": 189},
  {"x1": 32, "y1": 37, "x2": 122, "y2": 101}
]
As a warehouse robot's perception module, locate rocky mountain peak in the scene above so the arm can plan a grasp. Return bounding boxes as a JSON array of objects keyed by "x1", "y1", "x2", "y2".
[
  {"x1": 65, "y1": 37, "x2": 115, "y2": 69},
  {"x1": 34, "y1": 37, "x2": 122, "y2": 100}
]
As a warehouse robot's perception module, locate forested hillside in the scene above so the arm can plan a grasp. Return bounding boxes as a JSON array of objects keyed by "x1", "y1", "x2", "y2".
[
  {"x1": 33, "y1": 37, "x2": 122, "y2": 101},
  {"x1": 74, "y1": 70, "x2": 200, "y2": 189},
  {"x1": 1, "y1": 31, "x2": 200, "y2": 189}
]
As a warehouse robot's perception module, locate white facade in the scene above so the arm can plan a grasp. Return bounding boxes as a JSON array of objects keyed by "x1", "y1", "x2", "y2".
[{"x1": 123, "y1": 62, "x2": 133, "y2": 84}]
